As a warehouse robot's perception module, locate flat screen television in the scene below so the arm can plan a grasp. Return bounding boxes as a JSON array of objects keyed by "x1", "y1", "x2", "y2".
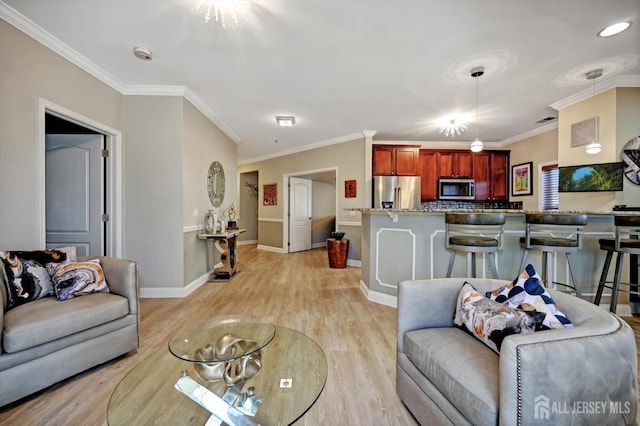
[{"x1": 558, "y1": 162, "x2": 624, "y2": 192}]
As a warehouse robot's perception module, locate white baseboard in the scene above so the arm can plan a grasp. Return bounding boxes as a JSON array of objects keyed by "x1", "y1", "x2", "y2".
[
  {"x1": 257, "y1": 244, "x2": 286, "y2": 253},
  {"x1": 238, "y1": 239, "x2": 257, "y2": 246},
  {"x1": 347, "y1": 259, "x2": 361, "y2": 268},
  {"x1": 140, "y1": 268, "x2": 217, "y2": 298},
  {"x1": 359, "y1": 280, "x2": 397, "y2": 308}
]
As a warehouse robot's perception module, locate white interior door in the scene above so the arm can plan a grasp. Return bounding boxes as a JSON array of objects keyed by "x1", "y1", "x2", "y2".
[
  {"x1": 289, "y1": 177, "x2": 312, "y2": 253},
  {"x1": 45, "y1": 134, "x2": 104, "y2": 256}
]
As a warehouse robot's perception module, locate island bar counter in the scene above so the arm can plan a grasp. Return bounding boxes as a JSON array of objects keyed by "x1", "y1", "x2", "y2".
[{"x1": 358, "y1": 209, "x2": 637, "y2": 310}]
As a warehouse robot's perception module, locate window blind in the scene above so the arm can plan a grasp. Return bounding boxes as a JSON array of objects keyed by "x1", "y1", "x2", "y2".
[{"x1": 541, "y1": 164, "x2": 559, "y2": 210}]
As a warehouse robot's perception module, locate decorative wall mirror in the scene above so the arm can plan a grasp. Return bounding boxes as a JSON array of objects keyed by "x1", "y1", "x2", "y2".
[
  {"x1": 207, "y1": 161, "x2": 225, "y2": 207},
  {"x1": 621, "y1": 136, "x2": 640, "y2": 185}
]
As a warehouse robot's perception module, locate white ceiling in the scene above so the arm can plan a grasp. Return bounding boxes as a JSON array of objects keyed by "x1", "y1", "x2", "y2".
[{"x1": 2, "y1": 0, "x2": 639, "y2": 164}]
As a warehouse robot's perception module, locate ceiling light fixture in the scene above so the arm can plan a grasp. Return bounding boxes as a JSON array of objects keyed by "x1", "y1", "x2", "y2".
[
  {"x1": 275, "y1": 116, "x2": 296, "y2": 127},
  {"x1": 192, "y1": 1, "x2": 251, "y2": 28},
  {"x1": 598, "y1": 21, "x2": 631, "y2": 37},
  {"x1": 470, "y1": 66, "x2": 485, "y2": 153},
  {"x1": 437, "y1": 114, "x2": 469, "y2": 137},
  {"x1": 585, "y1": 68, "x2": 603, "y2": 155}
]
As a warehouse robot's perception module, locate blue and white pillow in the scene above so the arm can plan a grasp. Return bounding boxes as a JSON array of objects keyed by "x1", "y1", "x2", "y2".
[{"x1": 486, "y1": 264, "x2": 573, "y2": 329}]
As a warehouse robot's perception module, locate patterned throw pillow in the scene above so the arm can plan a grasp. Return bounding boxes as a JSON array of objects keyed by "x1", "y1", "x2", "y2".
[
  {"x1": 0, "y1": 250, "x2": 68, "y2": 311},
  {"x1": 47, "y1": 259, "x2": 110, "y2": 301},
  {"x1": 454, "y1": 282, "x2": 545, "y2": 353},
  {"x1": 486, "y1": 264, "x2": 573, "y2": 329}
]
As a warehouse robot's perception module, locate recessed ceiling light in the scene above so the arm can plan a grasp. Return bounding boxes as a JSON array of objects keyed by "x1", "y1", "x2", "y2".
[
  {"x1": 598, "y1": 21, "x2": 631, "y2": 37},
  {"x1": 275, "y1": 116, "x2": 295, "y2": 127}
]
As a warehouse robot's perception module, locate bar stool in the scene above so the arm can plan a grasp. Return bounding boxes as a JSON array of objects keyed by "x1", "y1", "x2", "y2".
[
  {"x1": 445, "y1": 213, "x2": 505, "y2": 279},
  {"x1": 594, "y1": 215, "x2": 640, "y2": 313},
  {"x1": 518, "y1": 213, "x2": 587, "y2": 297}
]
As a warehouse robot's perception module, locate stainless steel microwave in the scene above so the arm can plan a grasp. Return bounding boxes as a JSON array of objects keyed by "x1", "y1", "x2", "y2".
[{"x1": 438, "y1": 179, "x2": 475, "y2": 200}]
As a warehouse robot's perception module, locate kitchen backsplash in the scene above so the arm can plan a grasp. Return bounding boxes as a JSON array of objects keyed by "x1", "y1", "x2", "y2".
[{"x1": 422, "y1": 200, "x2": 523, "y2": 210}]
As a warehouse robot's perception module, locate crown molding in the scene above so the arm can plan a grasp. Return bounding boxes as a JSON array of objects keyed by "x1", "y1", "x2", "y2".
[
  {"x1": 183, "y1": 87, "x2": 241, "y2": 143},
  {"x1": 122, "y1": 85, "x2": 187, "y2": 96},
  {"x1": 498, "y1": 122, "x2": 558, "y2": 146},
  {"x1": 1, "y1": 2, "x2": 126, "y2": 93},
  {"x1": 550, "y1": 75, "x2": 640, "y2": 111},
  {"x1": 238, "y1": 132, "x2": 364, "y2": 165},
  {"x1": 362, "y1": 130, "x2": 377, "y2": 138}
]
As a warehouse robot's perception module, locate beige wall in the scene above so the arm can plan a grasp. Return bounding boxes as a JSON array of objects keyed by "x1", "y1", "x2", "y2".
[
  {"x1": 182, "y1": 99, "x2": 238, "y2": 284},
  {"x1": 557, "y1": 87, "x2": 640, "y2": 210},
  {"x1": 238, "y1": 171, "x2": 258, "y2": 242},
  {"x1": 0, "y1": 20, "x2": 238, "y2": 290},
  {"x1": 507, "y1": 129, "x2": 558, "y2": 210},
  {"x1": 238, "y1": 138, "x2": 365, "y2": 257},
  {"x1": 616, "y1": 88, "x2": 640, "y2": 206},
  {"x1": 558, "y1": 88, "x2": 618, "y2": 211},
  {"x1": 0, "y1": 19, "x2": 124, "y2": 248}
]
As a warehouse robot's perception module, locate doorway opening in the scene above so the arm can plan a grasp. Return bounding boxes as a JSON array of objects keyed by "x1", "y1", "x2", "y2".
[
  {"x1": 283, "y1": 168, "x2": 338, "y2": 253},
  {"x1": 38, "y1": 98, "x2": 123, "y2": 257}
]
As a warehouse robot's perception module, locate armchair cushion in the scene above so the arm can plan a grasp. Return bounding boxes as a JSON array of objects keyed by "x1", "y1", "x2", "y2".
[{"x1": 2, "y1": 292, "x2": 129, "y2": 353}]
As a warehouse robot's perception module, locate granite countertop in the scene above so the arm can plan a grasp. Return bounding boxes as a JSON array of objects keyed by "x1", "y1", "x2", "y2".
[{"x1": 352, "y1": 208, "x2": 639, "y2": 216}]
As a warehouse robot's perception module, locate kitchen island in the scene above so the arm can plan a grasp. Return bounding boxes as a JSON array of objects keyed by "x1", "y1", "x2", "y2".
[{"x1": 357, "y1": 209, "x2": 637, "y2": 310}]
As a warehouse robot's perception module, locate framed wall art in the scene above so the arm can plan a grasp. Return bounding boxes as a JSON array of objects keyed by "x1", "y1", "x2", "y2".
[
  {"x1": 263, "y1": 183, "x2": 277, "y2": 206},
  {"x1": 345, "y1": 179, "x2": 357, "y2": 198},
  {"x1": 512, "y1": 161, "x2": 533, "y2": 196}
]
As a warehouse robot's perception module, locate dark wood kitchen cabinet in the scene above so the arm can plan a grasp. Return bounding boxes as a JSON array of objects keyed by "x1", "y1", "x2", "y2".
[
  {"x1": 438, "y1": 151, "x2": 473, "y2": 178},
  {"x1": 472, "y1": 151, "x2": 509, "y2": 201},
  {"x1": 419, "y1": 150, "x2": 438, "y2": 201},
  {"x1": 373, "y1": 145, "x2": 419, "y2": 176}
]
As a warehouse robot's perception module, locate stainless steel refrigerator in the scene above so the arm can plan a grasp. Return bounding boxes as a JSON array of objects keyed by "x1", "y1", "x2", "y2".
[{"x1": 373, "y1": 176, "x2": 421, "y2": 209}]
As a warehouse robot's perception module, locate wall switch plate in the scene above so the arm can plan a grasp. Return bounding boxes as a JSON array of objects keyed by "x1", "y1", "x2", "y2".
[
  {"x1": 193, "y1": 208, "x2": 199, "y2": 218},
  {"x1": 279, "y1": 378, "x2": 293, "y2": 388}
]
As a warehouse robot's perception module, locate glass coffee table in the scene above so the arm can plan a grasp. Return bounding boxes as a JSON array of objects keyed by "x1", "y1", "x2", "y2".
[{"x1": 108, "y1": 315, "x2": 327, "y2": 425}]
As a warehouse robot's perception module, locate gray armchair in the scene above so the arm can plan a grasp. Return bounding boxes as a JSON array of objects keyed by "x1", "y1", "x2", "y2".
[{"x1": 397, "y1": 278, "x2": 638, "y2": 425}]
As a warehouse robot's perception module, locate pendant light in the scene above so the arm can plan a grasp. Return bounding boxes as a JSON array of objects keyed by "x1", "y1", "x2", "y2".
[
  {"x1": 585, "y1": 68, "x2": 603, "y2": 155},
  {"x1": 470, "y1": 66, "x2": 485, "y2": 153}
]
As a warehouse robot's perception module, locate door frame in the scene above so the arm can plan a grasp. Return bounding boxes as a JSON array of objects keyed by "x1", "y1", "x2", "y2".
[
  {"x1": 37, "y1": 98, "x2": 123, "y2": 257},
  {"x1": 282, "y1": 167, "x2": 338, "y2": 254}
]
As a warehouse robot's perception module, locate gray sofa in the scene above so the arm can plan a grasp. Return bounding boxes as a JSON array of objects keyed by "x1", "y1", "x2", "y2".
[
  {"x1": 397, "y1": 278, "x2": 638, "y2": 426},
  {"x1": 0, "y1": 256, "x2": 139, "y2": 406}
]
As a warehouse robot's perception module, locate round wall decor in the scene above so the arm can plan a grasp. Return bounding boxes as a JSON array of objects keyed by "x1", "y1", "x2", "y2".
[
  {"x1": 207, "y1": 161, "x2": 225, "y2": 207},
  {"x1": 621, "y1": 136, "x2": 640, "y2": 185}
]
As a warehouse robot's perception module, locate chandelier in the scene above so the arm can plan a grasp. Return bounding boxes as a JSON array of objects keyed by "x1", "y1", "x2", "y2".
[
  {"x1": 192, "y1": 1, "x2": 251, "y2": 28},
  {"x1": 437, "y1": 115, "x2": 469, "y2": 137}
]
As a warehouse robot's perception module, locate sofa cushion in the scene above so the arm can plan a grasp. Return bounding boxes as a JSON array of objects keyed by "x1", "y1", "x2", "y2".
[
  {"x1": 2, "y1": 293, "x2": 129, "y2": 353},
  {"x1": 404, "y1": 327, "x2": 499, "y2": 424},
  {"x1": 47, "y1": 259, "x2": 110, "y2": 301},
  {"x1": 486, "y1": 264, "x2": 572, "y2": 329},
  {"x1": 453, "y1": 282, "x2": 545, "y2": 353},
  {"x1": 0, "y1": 250, "x2": 69, "y2": 311}
]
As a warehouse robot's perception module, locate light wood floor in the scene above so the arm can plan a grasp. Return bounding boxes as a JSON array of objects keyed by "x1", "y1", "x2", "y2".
[
  {"x1": 3, "y1": 245, "x2": 640, "y2": 425},
  {"x1": 0, "y1": 245, "x2": 418, "y2": 425}
]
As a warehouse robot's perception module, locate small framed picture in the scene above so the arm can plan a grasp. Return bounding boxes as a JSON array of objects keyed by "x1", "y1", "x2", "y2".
[
  {"x1": 512, "y1": 161, "x2": 533, "y2": 196},
  {"x1": 345, "y1": 179, "x2": 356, "y2": 198},
  {"x1": 263, "y1": 183, "x2": 277, "y2": 205}
]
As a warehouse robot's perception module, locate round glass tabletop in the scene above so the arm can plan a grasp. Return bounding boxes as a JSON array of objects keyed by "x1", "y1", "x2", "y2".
[{"x1": 168, "y1": 314, "x2": 276, "y2": 363}]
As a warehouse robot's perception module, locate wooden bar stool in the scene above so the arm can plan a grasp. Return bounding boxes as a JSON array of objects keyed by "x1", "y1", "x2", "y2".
[
  {"x1": 445, "y1": 213, "x2": 505, "y2": 279},
  {"x1": 594, "y1": 215, "x2": 640, "y2": 313},
  {"x1": 518, "y1": 213, "x2": 587, "y2": 297}
]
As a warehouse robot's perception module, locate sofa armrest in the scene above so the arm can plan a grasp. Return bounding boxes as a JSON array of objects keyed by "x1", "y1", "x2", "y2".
[
  {"x1": 397, "y1": 278, "x2": 510, "y2": 352},
  {"x1": 499, "y1": 306, "x2": 638, "y2": 425},
  {"x1": 79, "y1": 256, "x2": 138, "y2": 316}
]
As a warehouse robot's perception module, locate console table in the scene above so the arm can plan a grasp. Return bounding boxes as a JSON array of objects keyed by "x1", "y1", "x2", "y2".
[{"x1": 199, "y1": 229, "x2": 245, "y2": 280}]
